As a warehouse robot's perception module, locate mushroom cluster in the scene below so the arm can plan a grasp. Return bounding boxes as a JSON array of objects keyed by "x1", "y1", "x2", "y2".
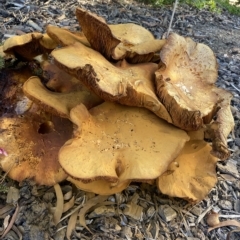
[{"x1": 0, "y1": 7, "x2": 234, "y2": 202}]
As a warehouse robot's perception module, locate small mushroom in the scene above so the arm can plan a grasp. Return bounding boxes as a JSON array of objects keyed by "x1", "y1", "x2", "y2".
[
  {"x1": 75, "y1": 7, "x2": 166, "y2": 63},
  {"x1": 157, "y1": 140, "x2": 218, "y2": 202},
  {"x1": 52, "y1": 42, "x2": 172, "y2": 123},
  {"x1": 59, "y1": 102, "x2": 189, "y2": 191},
  {"x1": 0, "y1": 112, "x2": 72, "y2": 185},
  {"x1": 23, "y1": 76, "x2": 103, "y2": 118},
  {"x1": 3, "y1": 33, "x2": 56, "y2": 60},
  {"x1": 46, "y1": 25, "x2": 90, "y2": 47}
]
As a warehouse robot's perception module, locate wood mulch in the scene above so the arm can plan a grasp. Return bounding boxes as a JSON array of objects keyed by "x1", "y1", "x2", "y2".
[{"x1": 0, "y1": 0, "x2": 240, "y2": 239}]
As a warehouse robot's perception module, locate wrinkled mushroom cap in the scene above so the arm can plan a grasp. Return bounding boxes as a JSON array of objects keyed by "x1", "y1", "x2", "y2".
[
  {"x1": 23, "y1": 76, "x2": 103, "y2": 118},
  {"x1": 3, "y1": 33, "x2": 44, "y2": 60},
  {"x1": 59, "y1": 102, "x2": 189, "y2": 186},
  {"x1": 157, "y1": 140, "x2": 218, "y2": 202},
  {"x1": 3, "y1": 32, "x2": 57, "y2": 60},
  {"x1": 0, "y1": 112, "x2": 72, "y2": 185},
  {"x1": 155, "y1": 33, "x2": 219, "y2": 131},
  {"x1": 52, "y1": 42, "x2": 172, "y2": 123},
  {"x1": 75, "y1": 7, "x2": 120, "y2": 60},
  {"x1": 75, "y1": 7, "x2": 165, "y2": 63},
  {"x1": 205, "y1": 88, "x2": 234, "y2": 160}
]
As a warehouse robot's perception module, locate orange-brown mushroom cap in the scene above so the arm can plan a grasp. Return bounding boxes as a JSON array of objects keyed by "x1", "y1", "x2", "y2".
[
  {"x1": 46, "y1": 25, "x2": 90, "y2": 47},
  {"x1": 205, "y1": 88, "x2": 234, "y2": 160},
  {"x1": 157, "y1": 140, "x2": 218, "y2": 202},
  {"x1": 23, "y1": 76, "x2": 103, "y2": 118},
  {"x1": 59, "y1": 102, "x2": 189, "y2": 186},
  {"x1": 67, "y1": 177, "x2": 131, "y2": 195},
  {"x1": 75, "y1": 7, "x2": 165, "y2": 63},
  {"x1": 0, "y1": 112, "x2": 72, "y2": 185},
  {"x1": 52, "y1": 42, "x2": 172, "y2": 123},
  {"x1": 155, "y1": 33, "x2": 220, "y2": 131},
  {"x1": 39, "y1": 33, "x2": 58, "y2": 50},
  {"x1": 41, "y1": 60, "x2": 86, "y2": 93},
  {"x1": 3, "y1": 33, "x2": 56, "y2": 60}
]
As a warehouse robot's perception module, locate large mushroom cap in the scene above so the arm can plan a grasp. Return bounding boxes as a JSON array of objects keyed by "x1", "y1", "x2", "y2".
[
  {"x1": 59, "y1": 102, "x2": 189, "y2": 187},
  {"x1": 155, "y1": 33, "x2": 219, "y2": 131},
  {"x1": 75, "y1": 7, "x2": 165, "y2": 63},
  {"x1": 52, "y1": 42, "x2": 172, "y2": 123},
  {"x1": 157, "y1": 140, "x2": 218, "y2": 202},
  {"x1": 0, "y1": 112, "x2": 72, "y2": 185},
  {"x1": 46, "y1": 25, "x2": 90, "y2": 47},
  {"x1": 23, "y1": 76, "x2": 103, "y2": 118}
]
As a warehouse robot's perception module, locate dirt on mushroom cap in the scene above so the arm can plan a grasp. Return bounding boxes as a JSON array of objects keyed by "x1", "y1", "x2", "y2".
[
  {"x1": 0, "y1": 112, "x2": 72, "y2": 186},
  {"x1": 155, "y1": 33, "x2": 220, "y2": 131},
  {"x1": 59, "y1": 102, "x2": 189, "y2": 187}
]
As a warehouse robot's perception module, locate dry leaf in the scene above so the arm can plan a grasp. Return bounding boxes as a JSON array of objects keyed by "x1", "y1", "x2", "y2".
[
  {"x1": 208, "y1": 219, "x2": 240, "y2": 232},
  {"x1": 79, "y1": 195, "x2": 109, "y2": 233},
  {"x1": 53, "y1": 184, "x2": 64, "y2": 225},
  {"x1": 11, "y1": 225, "x2": 22, "y2": 240},
  {"x1": 63, "y1": 196, "x2": 75, "y2": 213},
  {"x1": 2, "y1": 215, "x2": 10, "y2": 232},
  {"x1": 0, "y1": 205, "x2": 13, "y2": 218},
  {"x1": 1, "y1": 203, "x2": 20, "y2": 239},
  {"x1": 66, "y1": 209, "x2": 79, "y2": 240},
  {"x1": 63, "y1": 188, "x2": 73, "y2": 201},
  {"x1": 227, "y1": 229, "x2": 240, "y2": 240}
]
